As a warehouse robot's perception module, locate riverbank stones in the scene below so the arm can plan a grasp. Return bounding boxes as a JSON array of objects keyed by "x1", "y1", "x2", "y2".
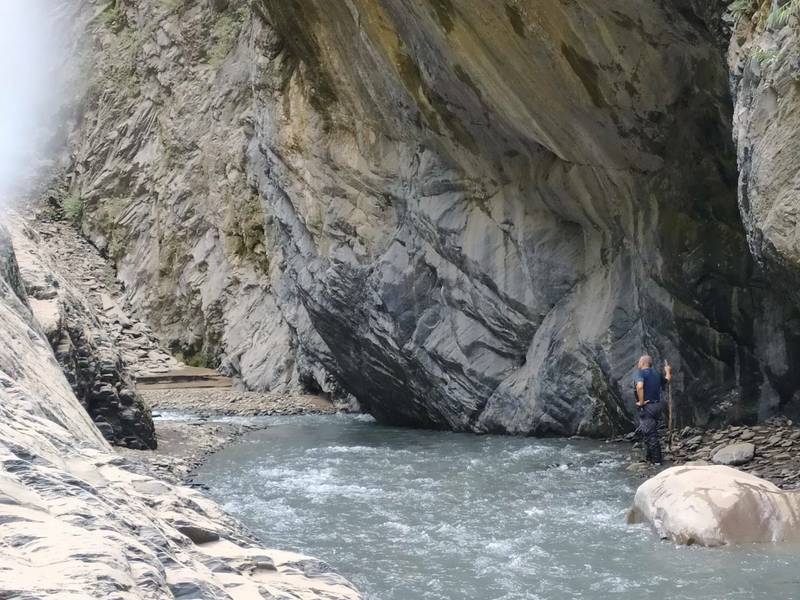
[{"x1": 712, "y1": 443, "x2": 755, "y2": 466}]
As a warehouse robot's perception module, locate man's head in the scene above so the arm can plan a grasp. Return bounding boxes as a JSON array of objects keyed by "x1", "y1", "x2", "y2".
[{"x1": 638, "y1": 354, "x2": 653, "y2": 369}]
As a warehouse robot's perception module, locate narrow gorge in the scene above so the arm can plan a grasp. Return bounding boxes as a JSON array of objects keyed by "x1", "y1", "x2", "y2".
[
  {"x1": 63, "y1": 0, "x2": 800, "y2": 436},
  {"x1": 2, "y1": 1, "x2": 800, "y2": 599}
]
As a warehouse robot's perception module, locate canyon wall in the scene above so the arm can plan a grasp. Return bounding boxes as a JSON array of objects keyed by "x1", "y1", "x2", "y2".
[
  {"x1": 729, "y1": 5, "x2": 800, "y2": 414},
  {"x1": 9, "y1": 218, "x2": 157, "y2": 449},
  {"x1": 65, "y1": 0, "x2": 800, "y2": 435}
]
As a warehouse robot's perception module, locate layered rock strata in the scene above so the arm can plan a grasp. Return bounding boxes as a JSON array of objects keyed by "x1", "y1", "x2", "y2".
[
  {"x1": 9, "y1": 217, "x2": 157, "y2": 449},
  {"x1": 64, "y1": 0, "x2": 800, "y2": 434},
  {"x1": 728, "y1": 9, "x2": 800, "y2": 416},
  {"x1": 0, "y1": 223, "x2": 360, "y2": 599}
]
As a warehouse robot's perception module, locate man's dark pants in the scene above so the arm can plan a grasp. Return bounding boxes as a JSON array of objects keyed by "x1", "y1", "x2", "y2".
[{"x1": 638, "y1": 401, "x2": 663, "y2": 463}]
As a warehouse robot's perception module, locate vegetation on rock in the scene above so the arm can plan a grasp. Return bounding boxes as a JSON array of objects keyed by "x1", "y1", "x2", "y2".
[
  {"x1": 729, "y1": 0, "x2": 800, "y2": 27},
  {"x1": 61, "y1": 194, "x2": 84, "y2": 224}
]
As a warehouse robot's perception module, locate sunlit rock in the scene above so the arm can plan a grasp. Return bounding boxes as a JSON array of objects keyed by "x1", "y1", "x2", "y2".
[
  {"x1": 0, "y1": 225, "x2": 361, "y2": 599},
  {"x1": 629, "y1": 465, "x2": 800, "y2": 546}
]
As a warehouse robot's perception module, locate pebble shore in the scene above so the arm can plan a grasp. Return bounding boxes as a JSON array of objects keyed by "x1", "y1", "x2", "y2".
[
  {"x1": 117, "y1": 418, "x2": 262, "y2": 483},
  {"x1": 119, "y1": 389, "x2": 341, "y2": 482},
  {"x1": 625, "y1": 416, "x2": 800, "y2": 489},
  {"x1": 143, "y1": 388, "x2": 339, "y2": 417}
]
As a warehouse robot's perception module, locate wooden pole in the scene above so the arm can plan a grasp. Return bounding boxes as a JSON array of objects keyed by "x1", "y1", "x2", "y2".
[{"x1": 666, "y1": 360, "x2": 673, "y2": 452}]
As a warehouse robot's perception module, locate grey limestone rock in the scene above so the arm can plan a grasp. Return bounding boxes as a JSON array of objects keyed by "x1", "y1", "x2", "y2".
[
  {"x1": 8, "y1": 219, "x2": 156, "y2": 449},
  {"x1": 57, "y1": 0, "x2": 800, "y2": 436},
  {"x1": 711, "y1": 442, "x2": 756, "y2": 466},
  {"x1": 0, "y1": 220, "x2": 361, "y2": 600}
]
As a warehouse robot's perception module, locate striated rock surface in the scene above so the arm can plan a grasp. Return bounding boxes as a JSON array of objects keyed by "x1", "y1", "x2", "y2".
[
  {"x1": 0, "y1": 223, "x2": 360, "y2": 599},
  {"x1": 728, "y1": 8, "x2": 800, "y2": 420},
  {"x1": 629, "y1": 465, "x2": 800, "y2": 546},
  {"x1": 60, "y1": 0, "x2": 800, "y2": 434},
  {"x1": 65, "y1": 0, "x2": 333, "y2": 397},
  {"x1": 8, "y1": 217, "x2": 157, "y2": 449}
]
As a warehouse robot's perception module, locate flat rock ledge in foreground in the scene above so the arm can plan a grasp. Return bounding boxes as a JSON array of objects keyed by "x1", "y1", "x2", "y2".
[
  {"x1": 628, "y1": 465, "x2": 800, "y2": 546},
  {"x1": 0, "y1": 224, "x2": 360, "y2": 599}
]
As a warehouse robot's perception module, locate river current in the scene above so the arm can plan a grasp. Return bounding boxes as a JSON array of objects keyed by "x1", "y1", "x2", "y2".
[{"x1": 193, "y1": 414, "x2": 799, "y2": 600}]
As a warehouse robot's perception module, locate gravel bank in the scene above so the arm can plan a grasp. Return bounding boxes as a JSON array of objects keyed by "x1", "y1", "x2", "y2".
[
  {"x1": 119, "y1": 390, "x2": 343, "y2": 482},
  {"x1": 142, "y1": 388, "x2": 339, "y2": 417},
  {"x1": 117, "y1": 417, "x2": 263, "y2": 483},
  {"x1": 625, "y1": 416, "x2": 800, "y2": 490}
]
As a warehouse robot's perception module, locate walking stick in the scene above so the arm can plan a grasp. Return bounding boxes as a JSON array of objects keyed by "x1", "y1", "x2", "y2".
[{"x1": 665, "y1": 360, "x2": 673, "y2": 452}]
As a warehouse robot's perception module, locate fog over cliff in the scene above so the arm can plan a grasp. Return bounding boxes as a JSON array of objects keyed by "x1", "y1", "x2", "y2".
[{"x1": 0, "y1": 0, "x2": 67, "y2": 204}]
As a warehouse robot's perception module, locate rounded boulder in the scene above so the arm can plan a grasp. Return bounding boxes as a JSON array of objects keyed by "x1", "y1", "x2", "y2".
[
  {"x1": 711, "y1": 442, "x2": 755, "y2": 466},
  {"x1": 628, "y1": 465, "x2": 800, "y2": 546}
]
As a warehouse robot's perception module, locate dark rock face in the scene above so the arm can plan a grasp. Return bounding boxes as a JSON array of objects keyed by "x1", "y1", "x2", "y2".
[
  {"x1": 0, "y1": 225, "x2": 25, "y2": 303},
  {"x1": 728, "y1": 17, "x2": 800, "y2": 420},
  {"x1": 248, "y1": 0, "x2": 800, "y2": 434},
  {"x1": 66, "y1": 0, "x2": 800, "y2": 435},
  {"x1": 52, "y1": 320, "x2": 157, "y2": 449}
]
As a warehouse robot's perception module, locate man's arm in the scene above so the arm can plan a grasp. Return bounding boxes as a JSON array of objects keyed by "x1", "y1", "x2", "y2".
[{"x1": 636, "y1": 381, "x2": 646, "y2": 406}]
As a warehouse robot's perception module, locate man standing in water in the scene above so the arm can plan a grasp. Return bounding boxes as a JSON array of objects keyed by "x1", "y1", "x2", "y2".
[{"x1": 634, "y1": 355, "x2": 672, "y2": 465}]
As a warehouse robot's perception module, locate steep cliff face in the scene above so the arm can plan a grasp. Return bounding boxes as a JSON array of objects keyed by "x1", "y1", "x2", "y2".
[
  {"x1": 67, "y1": 0, "x2": 800, "y2": 435},
  {"x1": 68, "y1": 0, "x2": 317, "y2": 393},
  {"x1": 728, "y1": 6, "x2": 800, "y2": 417}
]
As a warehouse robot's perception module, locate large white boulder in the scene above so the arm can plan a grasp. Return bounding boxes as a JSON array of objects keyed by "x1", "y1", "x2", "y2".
[{"x1": 629, "y1": 465, "x2": 800, "y2": 546}]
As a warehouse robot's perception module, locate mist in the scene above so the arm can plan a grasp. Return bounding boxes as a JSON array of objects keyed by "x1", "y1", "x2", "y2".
[{"x1": 0, "y1": 0, "x2": 66, "y2": 208}]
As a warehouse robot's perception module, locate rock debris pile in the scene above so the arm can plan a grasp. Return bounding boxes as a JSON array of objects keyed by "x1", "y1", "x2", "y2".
[
  {"x1": 27, "y1": 214, "x2": 180, "y2": 377},
  {"x1": 667, "y1": 417, "x2": 800, "y2": 489},
  {"x1": 8, "y1": 216, "x2": 157, "y2": 449}
]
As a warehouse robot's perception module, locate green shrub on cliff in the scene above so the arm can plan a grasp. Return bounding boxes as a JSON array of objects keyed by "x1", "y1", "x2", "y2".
[
  {"x1": 208, "y1": 6, "x2": 250, "y2": 67},
  {"x1": 730, "y1": 0, "x2": 759, "y2": 21},
  {"x1": 768, "y1": 0, "x2": 800, "y2": 27},
  {"x1": 730, "y1": 0, "x2": 800, "y2": 27},
  {"x1": 61, "y1": 194, "x2": 84, "y2": 224},
  {"x1": 754, "y1": 46, "x2": 778, "y2": 65},
  {"x1": 178, "y1": 351, "x2": 210, "y2": 368},
  {"x1": 100, "y1": 2, "x2": 125, "y2": 32}
]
